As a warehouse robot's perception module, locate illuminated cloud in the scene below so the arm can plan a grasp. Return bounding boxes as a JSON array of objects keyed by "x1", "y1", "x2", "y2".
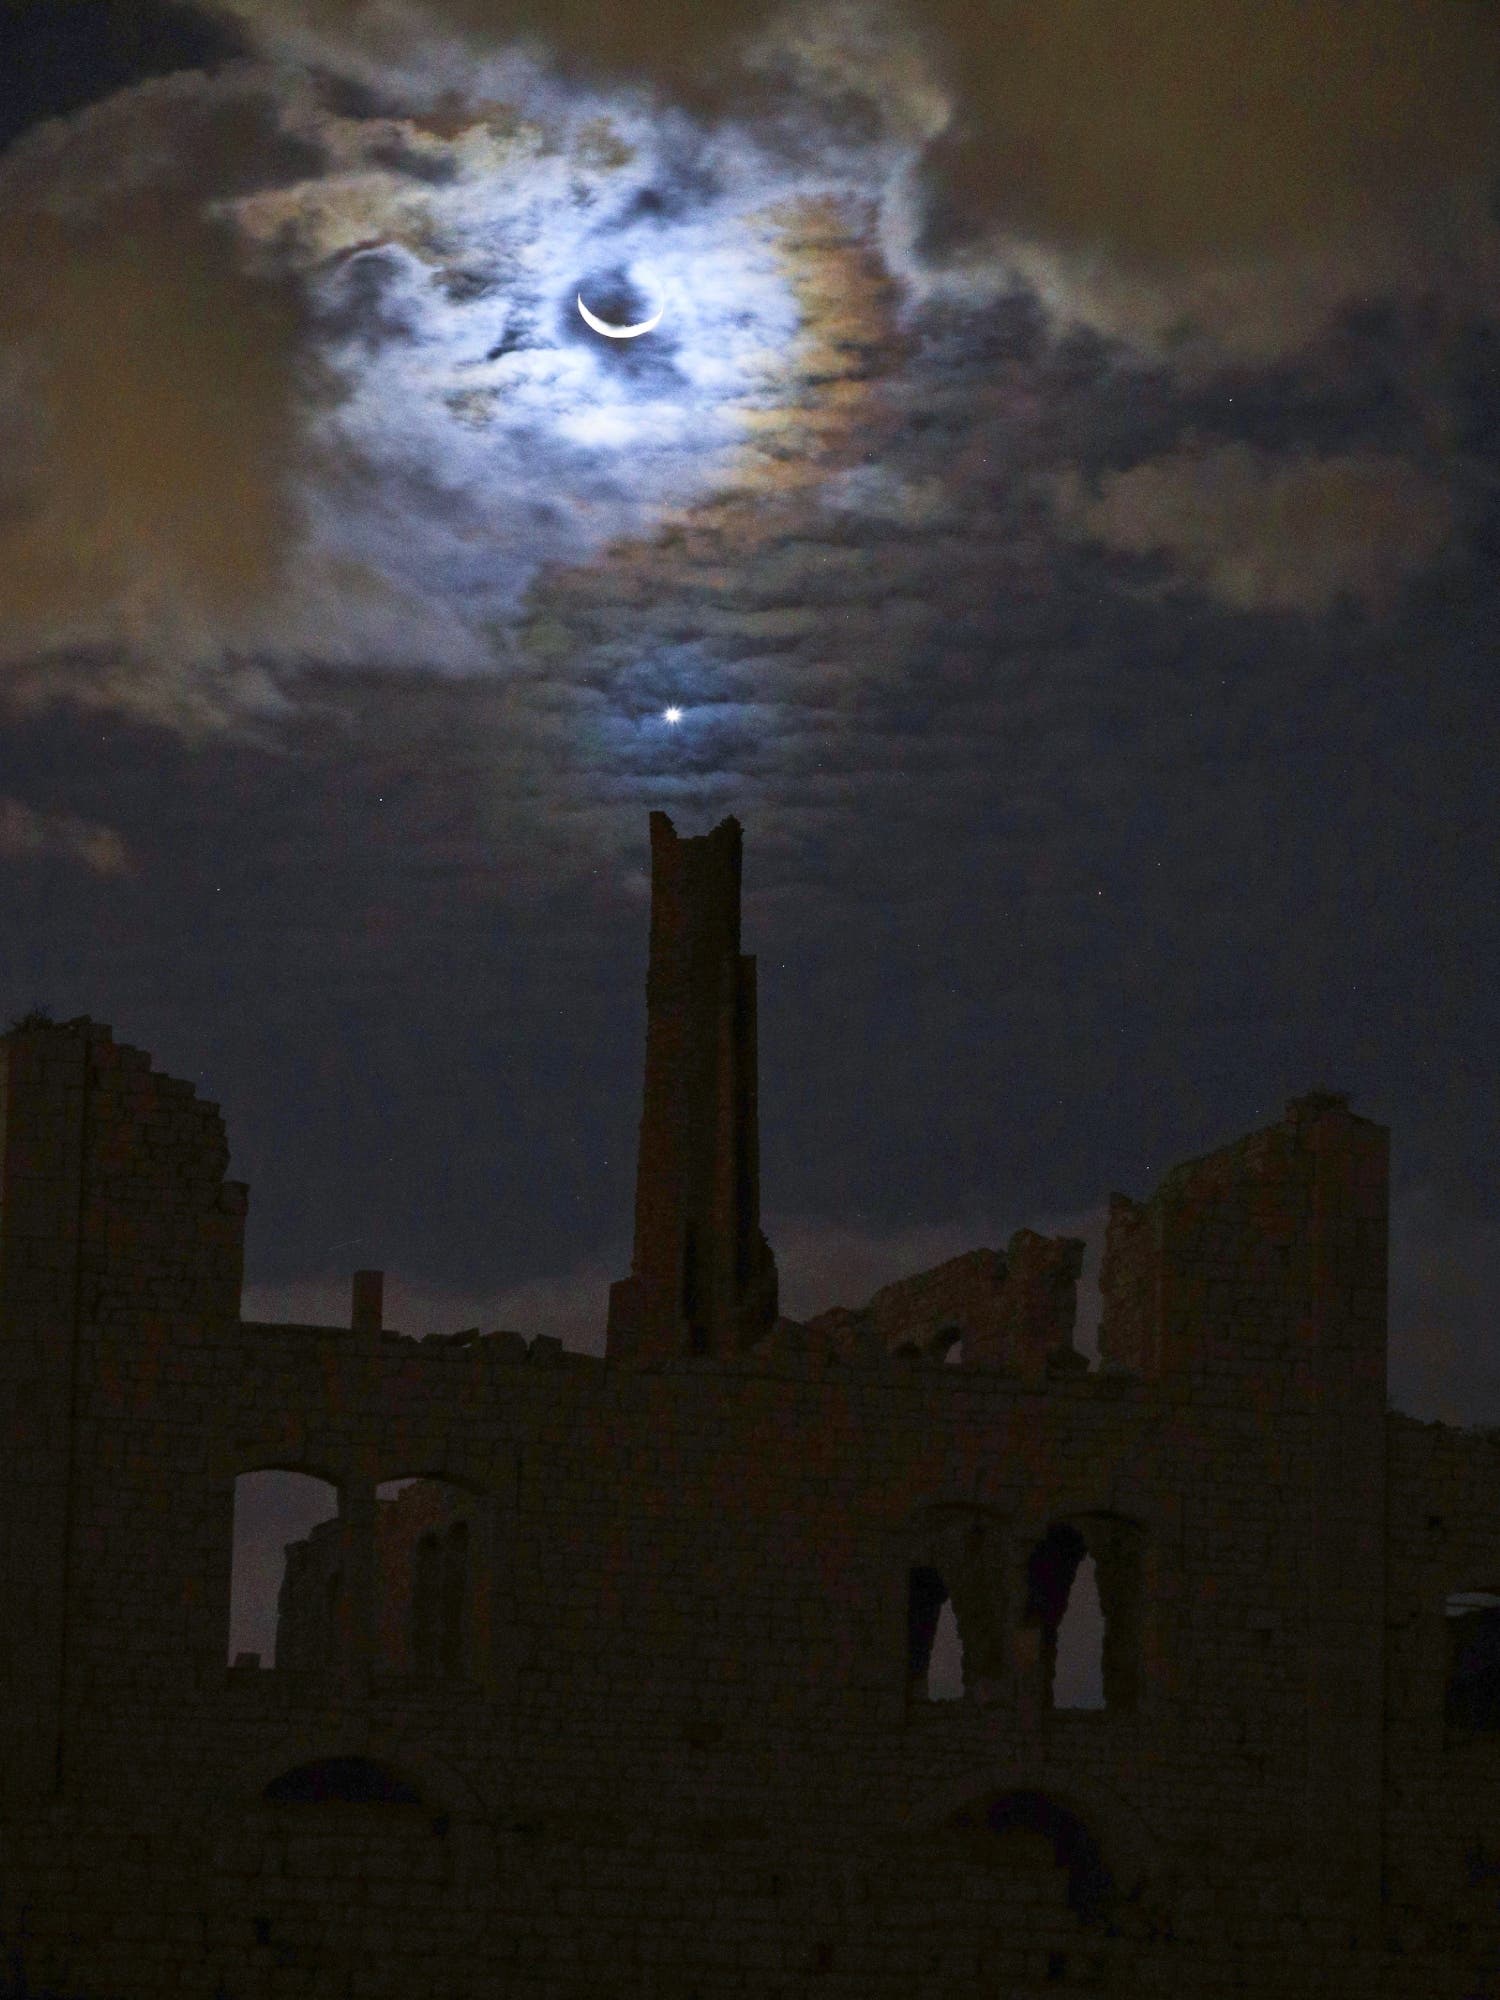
[
  {"x1": 1050, "y1": 443, "x2": 1457, "y2": 614},
  {"x1": 0, "y1": 23, "x2": 914, "y2": 731}
]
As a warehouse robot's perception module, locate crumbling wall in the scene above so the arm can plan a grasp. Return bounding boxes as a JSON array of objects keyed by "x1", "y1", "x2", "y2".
[
  {"x1": 1097, "y1": 1194, "x2": 1160, "y2": 1373},
  {"x1": 0, "y1": 1017, "x2": 247, "y2": 1810},
  {"x1": 803, "y1": 1232, "x2": 1086, "y2": 1375},
  {"x1": 274, "y1": 1477, "x2": 477, "y2": 1676}
]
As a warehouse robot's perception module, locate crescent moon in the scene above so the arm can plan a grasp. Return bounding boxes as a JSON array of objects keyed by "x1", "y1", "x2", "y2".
[{"x1": 577, "y1": 293, "x2": 664, "y2": 339}]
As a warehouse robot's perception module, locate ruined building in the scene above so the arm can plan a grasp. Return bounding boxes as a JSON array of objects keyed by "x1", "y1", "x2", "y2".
[{"x1": 1, "y1": 809, "x2": 1499, "y2": 1999}]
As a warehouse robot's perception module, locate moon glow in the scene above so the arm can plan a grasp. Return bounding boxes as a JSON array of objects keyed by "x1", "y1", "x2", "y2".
[{"x1": 578, "y1": 293, "x2": 664, "y2": 338}]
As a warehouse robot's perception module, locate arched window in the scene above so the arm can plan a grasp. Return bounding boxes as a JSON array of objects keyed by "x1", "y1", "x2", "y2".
[
  {"x1": 908, "y1": 1564, "x2": 950, "y2": 1694},
  {"x1": 1054, "y1": 1555, "x2": 1106, "y2": 1710},
  {"x1": 906, "y1": 1507, "x2": 1011, "y2": 1702},
  {"x1": 1024, "y1": 1515, "x2": 1141, "y2": 1712},
  {"x1": 1025, "y1": 1521, "x2": 1090, "y2": 1709},
  {"x1": 927, "y1": 1598, "x2": 963, "y2": 1698},
  {"x1": 228, "y1": 1468, "x2": 340, "y2": 1671}
]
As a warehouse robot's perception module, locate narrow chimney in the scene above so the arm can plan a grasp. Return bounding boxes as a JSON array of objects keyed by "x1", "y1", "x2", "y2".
[{"x1": 352, "y1": 1269, "x2": 383, "y2": 1334}]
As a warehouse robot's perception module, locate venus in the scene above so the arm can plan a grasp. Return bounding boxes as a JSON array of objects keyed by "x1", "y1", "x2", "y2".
[{"x1": 577, "y1": 291, "x2": 664, "y2": 338}]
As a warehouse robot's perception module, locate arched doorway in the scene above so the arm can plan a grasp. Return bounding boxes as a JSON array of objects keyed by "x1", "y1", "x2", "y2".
[{"x1": 204, "y1": 1736, "x2": 495, "y2": 1997}]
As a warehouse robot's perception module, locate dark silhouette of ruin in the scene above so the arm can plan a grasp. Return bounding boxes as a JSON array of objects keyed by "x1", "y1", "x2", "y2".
[{"x1": 0, "y1": 812, "x2": 1497, "y2": 1999}]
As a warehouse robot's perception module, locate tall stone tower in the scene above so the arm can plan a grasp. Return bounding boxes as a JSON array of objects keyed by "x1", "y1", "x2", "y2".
[{"x1": 607, "y1": 813, "x2": 778, "y2": 1360}]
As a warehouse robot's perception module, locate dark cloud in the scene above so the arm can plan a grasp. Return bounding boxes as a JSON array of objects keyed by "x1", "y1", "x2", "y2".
[{"x1": 1050, "y1": 443, "x2": 1457, "y2": 615}]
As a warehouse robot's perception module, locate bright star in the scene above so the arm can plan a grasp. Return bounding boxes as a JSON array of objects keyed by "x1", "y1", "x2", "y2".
[{"x1": 663, "y1": 706, "x2": 683, "y2": 724}]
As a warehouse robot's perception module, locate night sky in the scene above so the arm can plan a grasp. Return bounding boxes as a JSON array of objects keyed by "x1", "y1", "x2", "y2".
[{"x1": 3, "y1": 0, "x2": 1499, "y2": 1438}]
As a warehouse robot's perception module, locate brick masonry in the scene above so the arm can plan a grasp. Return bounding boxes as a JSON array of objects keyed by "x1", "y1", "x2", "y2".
[{"x1": 1, "y1": 815, "x2": 1498, "y2": 1999}]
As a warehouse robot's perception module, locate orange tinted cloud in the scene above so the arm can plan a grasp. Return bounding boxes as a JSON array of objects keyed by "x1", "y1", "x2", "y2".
[
  {"x1": 1051, "y1": 443, "x2": 1457, "y2": 613},
  {"x1": 0, "y1": 796, "x2": 134, "y2": 876},
  {"x1": 0, "y1": 75, "x2": 314, "y2": 725}
]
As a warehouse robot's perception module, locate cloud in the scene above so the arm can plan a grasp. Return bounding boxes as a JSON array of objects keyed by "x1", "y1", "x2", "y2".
[
  {"x1": 0, "y1": 796, "x2": 134, "y2": 876},
  {"x1": 1049, "y1": 443, "x2": 1457, "y2": 613},
  {"x1": 0, "y1": 69, "x2": 321, "y2": 733},
  {"x1": 901, "y1": 0, "x2": 1500, "y2": 355},
  {"x1": 1, "y1": 0, "x2": 1491, "y2": 773}
]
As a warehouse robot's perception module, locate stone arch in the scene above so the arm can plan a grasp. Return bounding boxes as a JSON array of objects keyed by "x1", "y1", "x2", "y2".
[
  {"x1": 960, "y1": 1789, "x2": 1115, "y2": 1925},
  {"x1": 906, "y1": 1562, "x2": 951, "y2": 1691},
  {"x1": 201, "y1": 1731, "x2": 496, "y2": 1987},
  {"x1": 209, "y1": 1727, "x2": 497, "y2": 1903},
  {"x1": 222, "y1": 1461, "x2": 347, "y2": 1671},
  {"x1": 226, "y1": 1726, "x2": 490, "y2": 1824},
  {"x1": 905, "y1": 1501, "x2": 1013, "y2": 1698},
  {"x1": 373, "y1": 1463, "x2": 493, "y2": 1497},
  {"x1": 211, "y1": 1449, "x2": 349, "y2": 1489},
  {"x1": 1014, "y1": 1505, "x2": 1146, "y2": 1712},
  {"x1": 909, "y1": 1759, "x2": 1167, "y2": 1913}
]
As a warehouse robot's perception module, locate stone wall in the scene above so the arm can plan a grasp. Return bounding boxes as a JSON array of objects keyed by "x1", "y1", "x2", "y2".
[{"x1": 2, "y1": 1020, "x2": 1499, "y2": 1998}]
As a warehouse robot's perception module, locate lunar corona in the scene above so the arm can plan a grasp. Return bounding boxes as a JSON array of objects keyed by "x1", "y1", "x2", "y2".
[{"x1": 578, "y1": 293, "x2": 664, "y2": 338}]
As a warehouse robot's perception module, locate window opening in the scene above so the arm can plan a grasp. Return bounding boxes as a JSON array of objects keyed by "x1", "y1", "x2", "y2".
[
  {"x1": 928, "y1": 1598, "x2": 964, "y2": 1699},
  {"x1": 908, "y1": 1564, "x2": 951, "y2": 1695},
  {"x1": 1054, "y1": 1554, "x2": 1105, "y2": 1709},
  {"x1": 228, "y1": 1469, "x2": 340, "y2": 1670}
]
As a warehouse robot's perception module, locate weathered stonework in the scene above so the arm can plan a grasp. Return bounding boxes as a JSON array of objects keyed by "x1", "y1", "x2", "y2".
[{"x1": 0, "y1": 817, "x2": 1497, "y2": 2000}]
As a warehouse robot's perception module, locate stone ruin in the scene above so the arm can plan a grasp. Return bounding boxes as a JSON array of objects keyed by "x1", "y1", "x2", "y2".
[{"x1": 1, "y1": 811, "x2": 1498, "y2": 1998}]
